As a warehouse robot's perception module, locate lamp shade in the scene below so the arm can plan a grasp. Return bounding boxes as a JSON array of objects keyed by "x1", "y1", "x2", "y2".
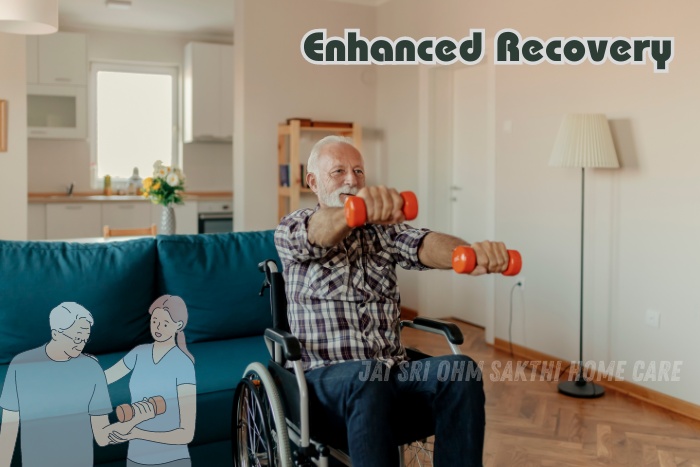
[
  {"x1": 549, "y1": 114, "x2": 619, "y2": 168},
  {"x1": 0, "y1": 0, "x2": 58, "y2": 35}
]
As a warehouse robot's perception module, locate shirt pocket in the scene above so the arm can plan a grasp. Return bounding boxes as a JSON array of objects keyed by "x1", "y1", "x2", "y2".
[
  {"x1": 365, "y1": 250, "x2": 397, "y2": 298},
  {"x1": 307, "y1": 249, "x2": 348, "y2": 300}
]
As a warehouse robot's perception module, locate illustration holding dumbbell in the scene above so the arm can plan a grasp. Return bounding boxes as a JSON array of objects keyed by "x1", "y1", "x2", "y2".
[
  {"x1": 344, "y1": 190, "x2": 522, "y2": 276},
  {"x1": 103, "y1": 295, "x2": 196, "y2": 466},
  {"x1": 116, "y1": 396, "x2": 166, "y2": 422}
]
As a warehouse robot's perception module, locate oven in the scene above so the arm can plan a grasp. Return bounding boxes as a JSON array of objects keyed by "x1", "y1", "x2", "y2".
[{"x1": 197, "y1": 201, "x2": 233, "y2": 234}]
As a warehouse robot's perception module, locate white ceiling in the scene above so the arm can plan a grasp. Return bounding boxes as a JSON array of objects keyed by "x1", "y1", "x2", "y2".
[
  {"x1": 58, "y1": 0, "x2": 234, "y2": 37},
  {"x1": 57, "y1": 0, "x2": 387, "y2": 38}
]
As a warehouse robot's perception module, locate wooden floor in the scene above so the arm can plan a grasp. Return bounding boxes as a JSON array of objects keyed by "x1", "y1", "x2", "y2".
[{"x1": 401, "y1": 320, "x2": 700, "y2": 467}]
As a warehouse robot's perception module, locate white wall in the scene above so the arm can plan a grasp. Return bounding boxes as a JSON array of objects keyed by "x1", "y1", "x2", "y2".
[
  {"x1": 233, "y1": 0, "x2": 378, "y2": 231},
  {"x1": 28, "y1": 28, "x2": 233, "y2": 193},
  {"x1": 377, "y1": 0, "x2": 700, "y2": 405},
  {"x1": 0, "y1": 34, "x2": 27, "y2": 240}
]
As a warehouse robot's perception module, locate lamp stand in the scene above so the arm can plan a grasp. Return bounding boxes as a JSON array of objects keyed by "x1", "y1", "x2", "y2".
[{"x1": 558, "y1": 168, "x2": 605, "y2": 399}]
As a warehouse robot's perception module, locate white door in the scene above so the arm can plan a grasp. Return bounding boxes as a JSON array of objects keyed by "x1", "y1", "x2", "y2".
[
  {"x1": 423, "y1": 63, "x2": 495, "y2": 332},
  {"x1": 449, "y1": 66, "x2": 495, "y2": 328}
]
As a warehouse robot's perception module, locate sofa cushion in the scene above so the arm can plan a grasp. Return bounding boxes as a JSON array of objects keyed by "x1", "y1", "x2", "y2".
[
  {"x1": 0, "y1": 239, "x2": 156, "y2": 365},
  {"x1": 156, "y1": 231, "x2": 279, "y2": 343}
]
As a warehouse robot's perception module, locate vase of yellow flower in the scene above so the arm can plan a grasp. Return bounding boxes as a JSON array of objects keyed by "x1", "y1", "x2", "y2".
[{"x1": 142, "y1": 161, "x2": 186, "y2": 235}]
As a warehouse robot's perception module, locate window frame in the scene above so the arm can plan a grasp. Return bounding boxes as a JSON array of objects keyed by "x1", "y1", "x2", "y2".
[{"x1": 89, "y1": 61, "x2": 180, "y2": 190}]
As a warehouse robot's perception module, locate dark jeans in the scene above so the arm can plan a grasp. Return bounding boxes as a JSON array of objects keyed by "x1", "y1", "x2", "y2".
[{"x1": 304, "y1": 355, "x2": 485, "y2": 467}]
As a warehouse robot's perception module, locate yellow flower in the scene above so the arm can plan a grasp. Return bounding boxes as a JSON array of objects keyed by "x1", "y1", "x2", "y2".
[
  {"x1": 142, "y1": 177, "x2": 153, "y2": 190},
  {"x1": 152, "y1": 181, "x2": 161, "y2": 190}
]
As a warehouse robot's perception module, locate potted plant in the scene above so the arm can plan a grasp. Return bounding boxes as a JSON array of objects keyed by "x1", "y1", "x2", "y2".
[{"x1": 142, "y1": 161, "x2": 186, "y2": 235}]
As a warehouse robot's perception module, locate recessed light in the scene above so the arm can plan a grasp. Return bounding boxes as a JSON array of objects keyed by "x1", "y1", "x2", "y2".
[{"x1": 106, "y1": 0, "x2": 132, "y2": 10}]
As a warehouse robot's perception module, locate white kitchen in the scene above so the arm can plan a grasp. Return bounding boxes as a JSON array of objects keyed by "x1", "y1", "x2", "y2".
[{"x1": 20, "y1": 0, "x2": 235, "y2": 240}]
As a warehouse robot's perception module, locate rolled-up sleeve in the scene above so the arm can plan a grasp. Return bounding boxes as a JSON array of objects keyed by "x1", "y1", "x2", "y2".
[
  {"x1": 275, "y1": 208, "x2": 334, "y2": 265},
  {"x1": 384, "y1": 223, "x2": 432, "y2": 271}
]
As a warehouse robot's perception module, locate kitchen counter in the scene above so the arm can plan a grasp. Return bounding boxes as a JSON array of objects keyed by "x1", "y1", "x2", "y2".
[{"x1": 28, "y1": 192, "x2": 233, "y2": 204}]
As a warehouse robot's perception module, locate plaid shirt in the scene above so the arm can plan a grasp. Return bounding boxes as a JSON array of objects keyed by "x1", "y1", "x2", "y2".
[{"x1": 274, "y1": 207, "x2": 431, "y2": 372}]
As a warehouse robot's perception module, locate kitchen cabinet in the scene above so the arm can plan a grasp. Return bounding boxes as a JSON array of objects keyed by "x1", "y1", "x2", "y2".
[
  {"x1": 27, "y1": 32, "x2": 87, "y2": 139},
  {"x1": 102, "y1": 203, "x2": 152, "y2": 230},
  {"x1": 33, "y1": 199, "x2": 199, "y2": 239},
  {"x1": 183, "y1": 42, "x2": 233, "y2": 143},
  {"x1": 27, "y1": 84, "x2": 87, "y2": 139},
  {"x1": 28, "y1": 204, "x2": 46, "y2": 240},
  {"x1": 46, "y1": 204, "x2": 102, "y2": 239},
  {"x1": 27, "y1": 32, "x2": 87, "y2": 86}
]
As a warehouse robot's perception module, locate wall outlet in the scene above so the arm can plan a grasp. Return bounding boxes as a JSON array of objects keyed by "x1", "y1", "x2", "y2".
[
  {"x1": 645, "y1": 309, "x2": 660, "y2": 328},
  {"x1": 517, "y1": 277, "x2": 525, "y2": 291}
]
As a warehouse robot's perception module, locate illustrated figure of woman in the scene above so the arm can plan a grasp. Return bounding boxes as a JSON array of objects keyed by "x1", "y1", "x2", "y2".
[{"x1": 105, "y1": 295, "x2": 196, "y2": 467}]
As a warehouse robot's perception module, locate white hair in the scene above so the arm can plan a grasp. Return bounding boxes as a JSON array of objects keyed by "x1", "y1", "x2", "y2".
[
  {"x1": 307, "y1": 135, "x2": 357, "y2": 176},
  {"x1": 49, "y1": 302, "x2": 94, "y2": 332}
]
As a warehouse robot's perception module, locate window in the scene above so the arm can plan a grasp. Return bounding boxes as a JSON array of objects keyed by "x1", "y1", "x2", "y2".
[{"x1": 90, "y1": 63, "x2": 178, "y2": 189}]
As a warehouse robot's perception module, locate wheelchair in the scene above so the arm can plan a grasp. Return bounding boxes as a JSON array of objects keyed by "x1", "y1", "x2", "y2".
[{"x1": 231, "y1": 259, "x2": 467, "y2": 467}]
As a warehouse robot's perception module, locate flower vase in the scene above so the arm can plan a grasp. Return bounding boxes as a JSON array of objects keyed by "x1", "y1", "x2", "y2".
[{"x1": 160, "y1": 205, "x2": 176, "y2": 235}]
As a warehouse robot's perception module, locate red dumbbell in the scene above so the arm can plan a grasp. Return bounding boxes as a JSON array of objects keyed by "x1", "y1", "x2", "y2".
[
  {"x1": 452, "y1": 245, "x2": 522, "y2": 276},
  {"x1": 116, "y1": 396, "x2": 166, "y2": 422},
  {"x1": 345, "y1": 191, "x2": 418, "y2": 228}
]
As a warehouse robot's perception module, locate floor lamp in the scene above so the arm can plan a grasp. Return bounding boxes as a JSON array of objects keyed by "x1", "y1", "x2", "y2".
[{"x1": 549, "y1": 114, "x2": 619, "y2": 399}]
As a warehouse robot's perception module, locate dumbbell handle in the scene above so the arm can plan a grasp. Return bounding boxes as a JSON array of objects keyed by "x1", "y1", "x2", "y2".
[
  {"x1": 116, "y1": 396, "x2": 166, "y2": 422},
  {"x1": 345, "y1": 191, "x2": 418, "y2": 227},
  {"x1": 452, "y1": 246, "x2": 522, "y2": 276}
]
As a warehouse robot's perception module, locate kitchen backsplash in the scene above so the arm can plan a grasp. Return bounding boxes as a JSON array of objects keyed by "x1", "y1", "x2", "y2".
[{"x1": 28, "y1": 139, "x2": 232, "y2": 193}]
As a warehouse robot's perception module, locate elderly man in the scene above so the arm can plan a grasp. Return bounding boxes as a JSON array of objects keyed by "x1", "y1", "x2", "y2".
[
  {"x1": 0, "y1": 302, "x2": 154, "y2": 467},
  {"x1": 274, "y1": 135, "x2": 511, "y2": 466}
]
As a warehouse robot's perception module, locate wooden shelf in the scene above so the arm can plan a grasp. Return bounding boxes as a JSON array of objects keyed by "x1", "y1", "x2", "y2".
[
  {"x1": 278, "y1": 119, "x2": 361, "y2": 220},
  {"x1": 278, "y1": 186, "x2": 314, "y2": 197},
  {"x1": 278, "y1": 124, "x2": 355, "y2": 134}
]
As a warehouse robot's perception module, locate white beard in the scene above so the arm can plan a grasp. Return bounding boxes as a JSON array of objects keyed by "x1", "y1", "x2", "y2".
[{"x1": 318, "y1": 184, "x2": 359, "y2": 208}]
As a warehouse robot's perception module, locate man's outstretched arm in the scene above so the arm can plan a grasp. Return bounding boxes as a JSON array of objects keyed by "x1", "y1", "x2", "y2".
[
  {"x1": 308, "y1": 186, "x2": 406, "y2": 247},
  {"x1": 418, "y1": 232, "x2": 509, "y2": 275}
]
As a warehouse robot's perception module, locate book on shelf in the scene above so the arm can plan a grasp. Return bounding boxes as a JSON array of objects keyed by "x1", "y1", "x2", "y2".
[
  {"x1": 279, "y1": 164, "x2": 289, "y2": 187},
  {"x1": 279, "y1": 163, "x2": 312, "y2": 189}
]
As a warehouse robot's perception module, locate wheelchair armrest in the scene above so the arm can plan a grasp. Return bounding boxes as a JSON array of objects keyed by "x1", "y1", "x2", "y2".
[
  {"x1": 402, "y1": 317, "x2": 464, "y2": 346},
  {"x1": 264, "y1": 328, "x2": 302, "y2": 361}
]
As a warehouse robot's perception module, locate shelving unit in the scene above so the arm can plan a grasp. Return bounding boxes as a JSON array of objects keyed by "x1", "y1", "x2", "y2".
[{"x1": 277, "y1": 119, "x2": 362, "y2": 220}]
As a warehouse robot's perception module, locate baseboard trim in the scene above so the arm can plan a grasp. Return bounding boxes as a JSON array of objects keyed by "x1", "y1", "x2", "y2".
[
  {"x1": 400, "y1": 306, "x2": 418, "y2": 320},
  {"x1": 492, "y1": 338, "x2": 700, "y2": 423}
]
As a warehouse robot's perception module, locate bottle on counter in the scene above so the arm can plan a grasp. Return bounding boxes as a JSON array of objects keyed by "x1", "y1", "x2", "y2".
[
  {"x1": 127, "y1": 167, "x2": 143, "y2": 196},
  {"x1": 104, "y1": 175, "x2": 112, "y2": 196}
]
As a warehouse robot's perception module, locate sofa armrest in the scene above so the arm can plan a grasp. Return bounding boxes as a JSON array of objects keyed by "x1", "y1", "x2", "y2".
[{"x1": 264, "y1": 328, "x2": 302, "y2": 361}]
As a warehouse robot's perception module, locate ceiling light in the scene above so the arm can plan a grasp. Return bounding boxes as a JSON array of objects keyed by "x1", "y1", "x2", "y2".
[
  {"x1": 106, "y1": 0, "x2": 133, "y2": 10},
  {"x1": 0, "y1": 0, "x2": 58, "y2": 35}
]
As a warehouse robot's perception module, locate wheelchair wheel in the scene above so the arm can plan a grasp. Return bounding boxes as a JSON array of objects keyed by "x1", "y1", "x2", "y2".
[
  {"x1": 232, "y1": 362, "x2": 293, "y2": 467},
  {"x1": 403, "y1": 437, "x2": 434, "y2": 467}
]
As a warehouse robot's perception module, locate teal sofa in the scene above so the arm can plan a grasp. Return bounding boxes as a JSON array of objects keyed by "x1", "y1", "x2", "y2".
[{"x1": 0, "y1": 231, "x2": 279, "y2": 466}]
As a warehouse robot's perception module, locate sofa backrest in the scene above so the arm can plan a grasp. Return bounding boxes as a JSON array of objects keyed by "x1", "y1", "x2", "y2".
[
  {"x1": 0, "y1": 239, "x2": 155, "y2": 365},
  {"x1": 156, "y1": 230, "x2": 279, "y2": 343}
]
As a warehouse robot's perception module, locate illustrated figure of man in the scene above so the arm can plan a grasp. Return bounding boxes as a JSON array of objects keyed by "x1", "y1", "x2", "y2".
[{"x1": 0, "y1": 302, "x2": 154, "y2": 467}]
